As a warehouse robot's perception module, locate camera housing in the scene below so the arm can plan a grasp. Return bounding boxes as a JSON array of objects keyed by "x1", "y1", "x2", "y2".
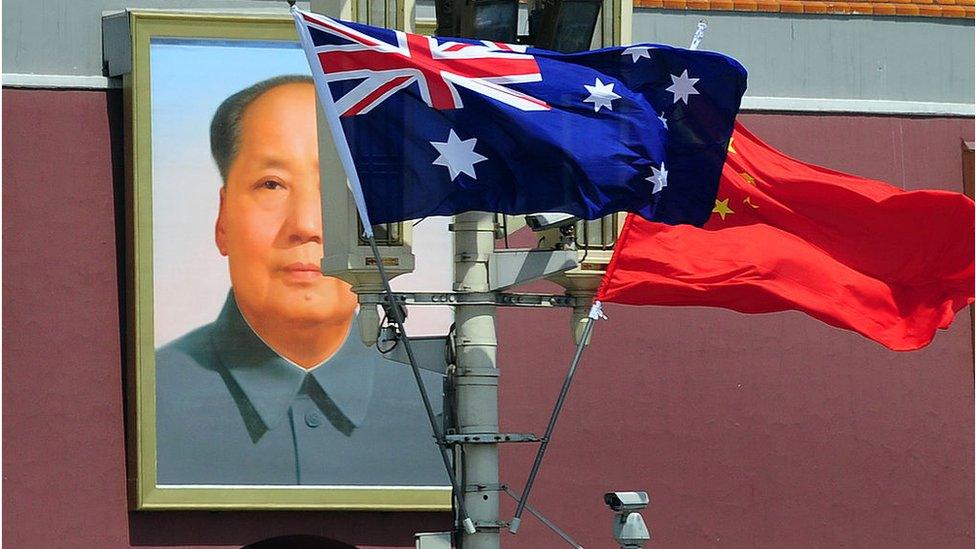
[
  {"x1": 604, "y1": 491, "x2": 650, "y2": 512},
  {"x1": 525, "y1": 212, "x2": 581, "y2": 231}
]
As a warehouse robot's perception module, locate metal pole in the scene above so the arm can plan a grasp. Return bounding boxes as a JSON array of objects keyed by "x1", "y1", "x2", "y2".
[
  {"x1": 452, "y1": 211, "x2": 500, "y2": 548},
  {"x1": 509, "y1": 302, "x2": 603, "y2": 533},
  {"x1": 501, "y1": 486, "x2": 584, "y2": 548},
  {"x1": 365, "y1": 235, "x2": 477, "y2": 535}
]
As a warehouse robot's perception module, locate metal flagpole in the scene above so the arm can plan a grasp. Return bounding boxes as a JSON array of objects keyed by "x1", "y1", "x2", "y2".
[
  {"x1": 292, "y1": 6, "x2": 476, "y2": 534},
  {"x1": 452, "y1": 211, "x2": 501, "y2": 548},
  {"x1": 689, "y1": 19, "x2": 708, "y2": 50},
  {"x1": 364, "y1": 234, "x2": 477, "y2": 535},
  {"x1": 501, "y1": 486, "x2": 584, "y2": 548},
  {"x1": 292, "y1": 7, "x2": 377, "y2": 234},
  {"x1": 509, "y1": 301, "x2": 606, "y2": 534}
]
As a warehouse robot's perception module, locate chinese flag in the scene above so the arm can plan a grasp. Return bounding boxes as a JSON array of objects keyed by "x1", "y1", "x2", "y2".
[{"x1": 596, "y1": 122, "x2": 975, "y2": 351}]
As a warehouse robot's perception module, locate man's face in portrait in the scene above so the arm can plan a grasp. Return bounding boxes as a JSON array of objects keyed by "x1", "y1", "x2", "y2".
[{"x1": 215, "y1": 82, "x2": 356, "y2": 329}]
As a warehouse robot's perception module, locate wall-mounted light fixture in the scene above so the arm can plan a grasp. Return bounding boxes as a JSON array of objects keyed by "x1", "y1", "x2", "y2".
[
  {"x1": 435, "y1": 0, "x2": 602, "y2": 53},
  {"x1": 528, "y1": 0, "x2": 603, "y2": 52},
  {"x1": 436, "y1": 0, "x2": 519, "y2": 43}
]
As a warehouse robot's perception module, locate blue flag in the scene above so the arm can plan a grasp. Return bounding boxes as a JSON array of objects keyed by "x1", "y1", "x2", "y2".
[{"x1": 293, "y1": 10, "x2": 747, "y2": 227}]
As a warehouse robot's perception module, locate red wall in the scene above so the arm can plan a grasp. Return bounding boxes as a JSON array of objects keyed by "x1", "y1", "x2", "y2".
[{"x1": 3, "y1": 89, "x2": 973, "y2": 548}]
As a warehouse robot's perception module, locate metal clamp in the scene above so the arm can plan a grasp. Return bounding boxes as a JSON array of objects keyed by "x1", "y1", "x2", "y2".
[
  {"x1": 472, "y1": 520, "x2": 509, "y2": 529},
  {"x1": 464, "y1": 483, "x2": 504, "y2": 492},
  {"x1": 455, "y1": 366, "x2": 500, "y2": 377},
  {"x1": 445, "y1": 433, "x2": 542, "y2": 444}
]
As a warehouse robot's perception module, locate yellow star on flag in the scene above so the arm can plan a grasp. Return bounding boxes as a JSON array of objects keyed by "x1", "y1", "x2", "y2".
[
  {"x1": 712, "y1": 198, "x2": 734, "y2": 220},
  {"x1": 727, "y1": 137, "x2": 736, "y2": 154},
  {"x1": 739, "y1": 171, "x2": 757, "y2": 185},
  {"x1": 743, "y1": 196, "x2": 759, "y2": 209}
]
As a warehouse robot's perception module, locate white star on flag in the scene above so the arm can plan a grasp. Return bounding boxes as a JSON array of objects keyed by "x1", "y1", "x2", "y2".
[
  {"x1": 622, "y1": 46, "x2": 651, "y2": 63},
  {"x1": 658, "y1": 112, "x2": 668, "y2": 129},
  {"x1": 666, "y1": 69, "x2": 699, "y2": 104},
  {"x1": 583, "y1": 78, "x2": 621, "y2": 113},
  {"x1": 647, "y1": 162, "x2": 669, "y2": 194},
  {"x1": 430, "y1": 129, "x2": 488, "y2": 181}
]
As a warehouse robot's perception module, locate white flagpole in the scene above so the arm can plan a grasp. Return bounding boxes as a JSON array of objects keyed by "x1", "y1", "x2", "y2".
[
  {"x1": 292, "y1": 7, "x2": 375, "y2": 238},
  {"x1": 292, "y1": 7, "x2": 476, "y2": 535},
  {"x1": 509, "y1": 301, "x2": 606, "y2": 534},
  {"x1": 689, "y1": 19, "x2": 708, "y2": 50}
]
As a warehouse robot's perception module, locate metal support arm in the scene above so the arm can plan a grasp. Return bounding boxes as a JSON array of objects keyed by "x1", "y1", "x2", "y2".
[{"x1": 359, "y1": 291, "x2": 585, "y2": 308}]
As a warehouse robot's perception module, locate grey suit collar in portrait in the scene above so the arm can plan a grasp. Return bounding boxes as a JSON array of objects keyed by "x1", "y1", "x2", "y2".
[{"x1": 209, "y1": 292, "x2": 373, "y2": 433}]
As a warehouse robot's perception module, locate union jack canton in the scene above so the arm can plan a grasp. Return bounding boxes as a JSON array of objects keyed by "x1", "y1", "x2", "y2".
[{"x1": 293, "y1": 9, "x2": 748, "y2": 226}]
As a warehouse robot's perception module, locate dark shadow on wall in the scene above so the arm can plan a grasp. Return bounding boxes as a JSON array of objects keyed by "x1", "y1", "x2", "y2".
[
  {"x1": 243, "y1": 534, "x2": 357, "y2": 548},
  {"x1": 126, "y1": 511, "x2": 449, "y2": 547},
  {"x1": 105, "y1": 87, "x2": 132, "y2": 496},
  {"x1": 106, "y1": 87, "x2": 125, "y2": 368}
]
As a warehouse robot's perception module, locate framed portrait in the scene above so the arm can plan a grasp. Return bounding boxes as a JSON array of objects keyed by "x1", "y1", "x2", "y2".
[{"x1": 122, "y1": 10, "x2": 452, "y2": 510}]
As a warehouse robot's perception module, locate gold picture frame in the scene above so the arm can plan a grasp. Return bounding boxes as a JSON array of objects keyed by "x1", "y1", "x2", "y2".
[{"x1": 122, "y1": 10, "x2": 451, "y2": 511}]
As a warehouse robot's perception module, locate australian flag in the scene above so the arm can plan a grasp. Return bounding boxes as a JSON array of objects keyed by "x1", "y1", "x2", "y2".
[{"x1": 292, "y1": 9, "x2": 748, "y2": 226}]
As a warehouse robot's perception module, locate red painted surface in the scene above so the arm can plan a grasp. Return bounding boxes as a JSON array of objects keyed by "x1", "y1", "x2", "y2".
[
  {"x1": 498, "y1": 304, "x2": 973, "y2": 547},
  {"x1": 3, "y1": 89, "x2": 973, "y2": 548}
]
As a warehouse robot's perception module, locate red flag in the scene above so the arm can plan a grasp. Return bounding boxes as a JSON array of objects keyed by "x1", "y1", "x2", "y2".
[{"x1": 596, "y1": 122, "x2": 975, "y2": 351}]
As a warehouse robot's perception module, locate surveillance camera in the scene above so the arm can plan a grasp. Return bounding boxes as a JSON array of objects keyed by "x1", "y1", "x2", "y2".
[
  {"x1": 605, "y1": 491, "x2": 651, "y2": 548},
  {"x1": 604, "y1": 491, "x2": 649, "y2": 512},
  {"x1": 525, "y1": 212, "x2": 580, "y2": 231}
]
